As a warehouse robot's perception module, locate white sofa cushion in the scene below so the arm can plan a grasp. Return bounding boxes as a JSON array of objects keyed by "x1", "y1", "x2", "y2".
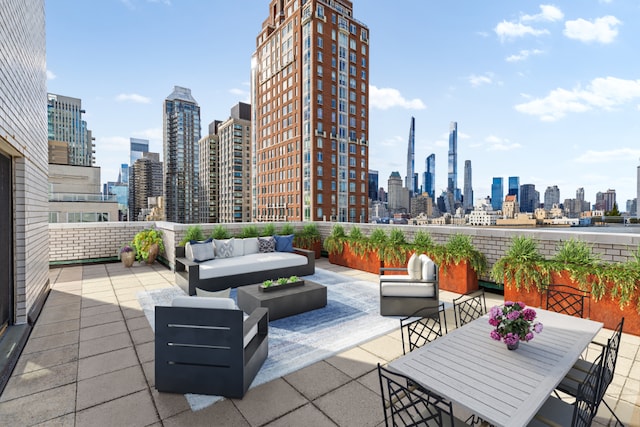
[
  {"x1": 419, "y1": 254, "x2": 437, "y2": 281},
  {"x1": 380, "y1": 282, "x2": 436, "y2": 298},
  {"x1": 198, "y1": 252, "x2": 307, "y2": 280},
  {"x1": 243, "y1": 237, "x2": 259, "y2": 255},
  {"x1": 407, "y1": 253, "x2": 421, "y2": 280},
  {"x1": 233, "y1": 238, "x2": 245, "y2": 257},
  {"x1": 171, "y1": 296, "x2": 237, "y2": 310},
  {"x1": 195, "y1": 287, "x2": 231, "y2": 298}
]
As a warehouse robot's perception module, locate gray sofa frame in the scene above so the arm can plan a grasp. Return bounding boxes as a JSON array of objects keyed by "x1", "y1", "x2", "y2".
[
  {"x1": 379, "y1": 267, "x2": 440, "y2": 316},
  {"x1": 175, "y1": 246, "x2": 315, "y2": 296},
  {"x1": 155, "y1": 305, "x2": 268, "y2": 398}
]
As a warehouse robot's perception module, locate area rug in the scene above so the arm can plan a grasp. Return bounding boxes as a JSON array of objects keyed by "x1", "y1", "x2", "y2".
[{"x1": 136, "y1": 268, "x2": 401, "y2": 411}]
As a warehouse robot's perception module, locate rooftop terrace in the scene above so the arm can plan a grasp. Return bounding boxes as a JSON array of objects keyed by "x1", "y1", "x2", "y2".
[{"x1": 0, "y1": 258, "x2": 638, "y2": 426}]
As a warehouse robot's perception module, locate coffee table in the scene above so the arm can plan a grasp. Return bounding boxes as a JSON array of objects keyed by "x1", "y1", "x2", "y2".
[{"x1": 237, "y1": 280, "x2": 327, "y2": 321}]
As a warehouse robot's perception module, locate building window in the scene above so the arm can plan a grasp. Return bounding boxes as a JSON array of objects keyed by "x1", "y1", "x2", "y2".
[
  {"x1": 318, "y1": 165, "x2": 323, "y2": 175},
  {"x1": 317, "y1": 180, "x2": 323, "y2": 190},
  {"x1": 317, "y1": 21, "x2": 323, "y2": 33}
]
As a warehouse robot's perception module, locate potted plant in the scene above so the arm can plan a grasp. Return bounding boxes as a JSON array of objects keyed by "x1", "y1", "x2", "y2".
[
  {"x1": 378, "y1": 228, "x2": 411, "y2": 268},
  {"x1": 179, "y1": 225, "x2": 205, "y2": 246},
  {"x1": 294, "y1": 223, "x2": 321, "y2": 258},
  {"x1": 439, "y1": 233, "x2": 487, "y2": 294},
  {"x1": 488, "y1": 301, "x2": 543, "y2": 350},
  {"x1": 259, "y1": 275, "x2": 304, "y2": 292},
  {"x1": 119, "y1": 243, "x2": 136, "y2": 267},
  {"x1": 210, "y1": 224, "x2": 231, "y2": 240},
  {"x1": 324, "y1": 224, "x2": 346, "y2": 257},
  {"x1": 260, "y1": 223, "x2": 276, "y2": 237},
  {"x1": 132, "y1": 227, "x2": 165, "y2": 264},
  {"x1": 239, "y1": 224, "x2": 259, "y2": 238},
  {"x1": 279, "y1": 223, "x2": 295, "y2": 236}
]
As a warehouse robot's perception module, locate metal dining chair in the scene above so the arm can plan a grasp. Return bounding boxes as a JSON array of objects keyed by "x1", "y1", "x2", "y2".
[
  {"x1": 530, "y1": 352, "x2": 603, "y2": 427},
  {"x1": 545, "y1": 283, "x2": 591, "y2": 319},
  {"x1": 400, "y1": 303, "x2": 447, "y2": 355},
  {"x1": 453, "y1": 289, "x2": 487, "y2": 328},
  {"x1": 377, "y1": 363, "x2": 468, "y2": 427},
  {"x1": 556, "y1": 318, "x2": 625, "y2": 426}
]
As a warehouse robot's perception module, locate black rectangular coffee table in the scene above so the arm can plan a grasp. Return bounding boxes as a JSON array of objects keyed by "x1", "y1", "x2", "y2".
[{"x1": 237, "y1": 280, "x2": 327, "y2": 321}]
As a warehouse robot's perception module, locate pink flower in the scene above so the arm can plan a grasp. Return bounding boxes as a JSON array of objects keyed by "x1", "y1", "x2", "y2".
[
  {"x1": 534, "y1": 323, "x2": 544, "y2": 333},
  {"x1": 522, "y1": 308, "x2": 537, "y2": 321},
  {"x1": 490, "y1": 330, "x2": 502, "y2": 341}
]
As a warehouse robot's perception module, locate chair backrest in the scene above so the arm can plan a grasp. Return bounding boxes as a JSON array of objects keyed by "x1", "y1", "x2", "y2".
[
  {"x1": 453, "y1": 289, "x2": 487, "y2": 328},
  {"x1": 545, "y1": 284, "x2": 590, "y2": 318},
  {"x1": 400, "y1": 303, "x2": 447, "y2": 355},
  {"x1": 571, "y1": 352, "x2": 603, "y2": 427},
  {"x1": 599, "y1": 317, "x2": 625, "y2": 399},
  {"x1": 378, "y1": 363, "x2": 457, "y2": 427}
]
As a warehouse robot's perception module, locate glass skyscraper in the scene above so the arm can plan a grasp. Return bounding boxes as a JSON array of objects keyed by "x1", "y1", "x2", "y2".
[
  {"x1": 520, "y1": 184, "x2": 539, "y2": 213},
  {"x1": 47, "y1": 93, "x2": 94, "y2": 166},
  {"x1": 406, "y1": 117, "x2": 416, "y2": 195},
  {"x1": 424, "y1": 154, "x2": 435, "y2": 200},
  {"x1": 491, "y1": 177, "x2": 503, "y2": 211},
  {"x1": 163, "y1": 86, "x2": 200, "y2": 224},
  {"x1": 447, "y1": 121, "x2": 460, "y2": 202},
  {"x1": 130, "y1": 137, "x2": 149, "y2": 165},
  {"x1": 508, "y1": 176, "x2": 520, "y2": 201},
  {"x1": 463, "y1": 160, "x2": 473, "y2": 211}
]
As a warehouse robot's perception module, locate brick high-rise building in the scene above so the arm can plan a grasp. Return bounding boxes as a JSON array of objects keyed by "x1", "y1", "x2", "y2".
[{"x1": 252, "y1": 0, "x2": 369, "y2": 222}]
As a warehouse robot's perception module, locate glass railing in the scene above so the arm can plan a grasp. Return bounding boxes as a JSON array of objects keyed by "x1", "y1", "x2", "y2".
[{"x1": 49, "y1": 193, "x2": 118, "y2": 202}]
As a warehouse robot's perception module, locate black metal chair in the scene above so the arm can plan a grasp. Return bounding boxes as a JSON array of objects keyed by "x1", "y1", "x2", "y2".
[
  {"x1": 530, "y1": 352, "x2": 603, "y2": 427},
  {"x1": 377, "y1": 363, "x2": 467, "y2": 427},
  {"x1": 453, "y1": 289, "x2": 487, "y2": 328},
  {"x1": 545, "y1": 283, "x2": 591, "y2": 318},
  {"x1": 556, "y1": 318, "x2": 625, "y2": 426},
  {"x1": 400, "y1": 303, "x2": 447, "y2": 355}
]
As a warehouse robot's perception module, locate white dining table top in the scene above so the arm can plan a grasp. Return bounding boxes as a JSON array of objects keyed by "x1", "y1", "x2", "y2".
[{"x1": 388, "y1": 308, "x2": 603, "y2": 427}]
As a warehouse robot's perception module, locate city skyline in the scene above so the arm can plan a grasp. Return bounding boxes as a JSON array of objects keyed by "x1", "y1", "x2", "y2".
[{"x1": 45, "y1": 1, "x2": 640, "y2": 207}]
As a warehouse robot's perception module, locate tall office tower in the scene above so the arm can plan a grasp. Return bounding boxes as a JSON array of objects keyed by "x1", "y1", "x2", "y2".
[
  {"x1": 129, "y1": 153, "x2": 163, "y2": 221},
  {"x1": 519, "y1": 184, "x2": 539, "y2": 213},
  {"x1": 544, "y1": 185, "x2": 560, "y2": 209},
  {"x1": 199, "y1": 120, "x2": 221, "y2": 223},
  {"x1": 118, "y1": 164, "x2": 129, "y2": 184},
  {"x1": 508, "y1": 176, "x2": 520, "y2": 201},
  {"x1": 163, "y1": 86, "x2": 201, "y2": 224},
  {"x1": 130, "y1": 138, "x2": 149, "y2": 165},
  {"x1": 424, "y1": 154, "x2": 435, "y2": 200},
  {"x1": 602, "y1": 188, "x2": 617, "y2": 212},
  {"x1": 576, "y1": 187, "x2": 584, "y2": 202},
  {"x1": 463, "y1": 160, "x2": 473, "y2": 212},
  {"x1": 491, "y1": 177, "x2": 503, "y2": 211},
  {"x1": 47, "y1": 93, "x2": 95, "y2": 166},
  {"x1": 1, "y1": 0, "x2": 48, "y2": 345},
  {"x1": 217, "y1": 103, "x2": 252, "y2": 223},
  {"x1": 387, "y1": 171, "x2": 409, "y2": 213},
  {"x1": 447, "y1": 121, "x2": 460, "y2": 202},
  {"x1": 637, "y1": 161, "x2": 640, "y2": 218},
  {"x1": 368, "y1": 169, "x2": 379, "y2": 201},
  {"x1": 405, "y1": 117, "x2": 416, "y2": 195},
  {"x1": 252, "y1": 0, "x2": 370, "y2": 223}
]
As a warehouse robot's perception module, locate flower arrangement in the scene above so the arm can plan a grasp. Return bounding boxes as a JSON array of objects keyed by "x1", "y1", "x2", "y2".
[
  {"x1": 489, "y1": 301, "x2": 543, "y2": 347},
  {"x1": 120, "y1": 244, "x2": 134, "y2": 254}
]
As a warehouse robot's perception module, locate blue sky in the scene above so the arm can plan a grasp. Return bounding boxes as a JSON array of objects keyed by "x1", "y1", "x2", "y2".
[{"x1": 45, "y1": 0, "x2": 640, "y2": 208}]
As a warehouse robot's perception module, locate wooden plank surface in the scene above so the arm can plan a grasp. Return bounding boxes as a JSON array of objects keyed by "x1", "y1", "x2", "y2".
[{"x1": 388, "y1": 309, "x2": 602, "y2": 427}]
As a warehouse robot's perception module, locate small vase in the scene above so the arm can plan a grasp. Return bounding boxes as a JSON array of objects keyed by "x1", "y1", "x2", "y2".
[
  {"x1": 121, "y1": 251, "x2": 135, "y2": 268},
  {"x1": 506, "y1": 341, "x2": 519, "y2": 351}
]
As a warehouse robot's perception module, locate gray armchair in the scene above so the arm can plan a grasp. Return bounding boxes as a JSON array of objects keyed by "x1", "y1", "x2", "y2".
[{"x1": 155, "y1": 296, "x2": 268, "y2": 398}]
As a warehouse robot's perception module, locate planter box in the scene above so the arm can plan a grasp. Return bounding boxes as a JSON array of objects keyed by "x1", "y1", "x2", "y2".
[
  {"x1": 328, "y1": 243, "x2": 382, "y2": 274},
  {"x1": 259, "y1": 280, "x2": 304, "y2": 292},
  {"x1": 439, "y1": 261, "x2": 479, "y2": 294},
  {"x1": 380, "y1": 251, "x2": 412, "y2": 275}
]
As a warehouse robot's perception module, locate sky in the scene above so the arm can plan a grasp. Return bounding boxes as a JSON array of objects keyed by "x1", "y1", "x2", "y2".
[{"x1": 45, "y1": 0, "x2": 640, "y2": 208}]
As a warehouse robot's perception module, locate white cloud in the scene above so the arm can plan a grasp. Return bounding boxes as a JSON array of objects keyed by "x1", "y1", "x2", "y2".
[
  {"x1": 46, "y1": 70, "x2": 56, "y2": 80},
  {"x1": 229, "y1": 88, "x2": 250, "y2": 103},
  {"x1": 379, "y1": 135, "x2": 404, "y2": 147},
  {"x1": 506, "y1": 49, "x2": 544, "y2": 62},
  {"x1": 369, "y1": 85, "x2": 426, "y2": 110},
  {"x1": 564, "y1": 16, "x2": 621, "y2": 44},
  {"x1": 116, "y1": 93, "x2": 151, "y2": 104},
  {"x1": 484, "y1": 135, "x2": 522, "y2": 151},
  {"x1": 522, "y1": 5, "x2": 564, "y2": 22},
  {"x1": 495, "y1": 21, "x2": 549, "y2": 41},
  {"x1": 468, "y1": 74, "x2": 493, "y2": 87},
  {"x1": 133, "y1": 128, "x2": 162, "y2": 141},
  {"x1": 515, "y1": 77, "x2": 640, "y2": 121},
  {"x1": 575, "y1": 148, "x2": 640, "y2": 164},
  {"x1": 97, "y1": 136, "x2": 130, "y2": 153}
]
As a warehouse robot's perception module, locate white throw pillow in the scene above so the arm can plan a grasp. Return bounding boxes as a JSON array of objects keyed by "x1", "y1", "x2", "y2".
[
  {"x1": 185, "y1": 239, "x2": 215, "y2": 262},
  {"x1": 195, "y1": 287, "x2": 231, "y2": 298},
  {"x1": 214, "y1": 238, "x2": 235, "y2": 258},
  {"x1": 419, "y1": 254, "x2": 437, "y2": 281},
  {"x1": 407, "y1": 253, "x2": 422, "y2": 280},
  {"x1": 171, "y1": 296, "x2": 237, "y2": 310}
]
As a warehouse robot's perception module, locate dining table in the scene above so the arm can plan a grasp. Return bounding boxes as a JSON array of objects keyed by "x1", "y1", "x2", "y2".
[{"x1": 388, "y1": 308, "x2": 603, "y2": 427}]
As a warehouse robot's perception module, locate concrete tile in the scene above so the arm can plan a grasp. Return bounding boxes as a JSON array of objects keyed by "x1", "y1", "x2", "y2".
[
  {"x1": 326, "y1": 347, "x2": 382, "y2": 379},
  {"x1": 0, "y1": 383, "x2": 76, "y2": 426},
  {"x1": 359, "y1": 333, "x2": 404, "y2": 362},
  {"x1": 22, "y1": 330, "x2": 80, "y2": 355},
  {"x1": 135, "y1": 341, "x2": 155, "y2": 363},
  {"x1": 141, "y1": 360, "x2": 155, "y2": 387},
  {"x1": 233, "y1": 378, "x2": 307, "y2": 426},
  {"x1": 75, "y1": 389, "x2": 159, "y2": 427},
  {"x1": 12, "y1": 344, "x2": 78, "y2": 375},
  {"x1": 30, "y1": 318, "x2": 80, "y2": 338},
  {"x1": 358, "y1": 369, "x2": 382, "y2": 396},
  {"x1": 81, "y1": 296, "x2": 119, "y2": 309},
  {"x1": 79, "y1": 332, "x2": 132, "y2": 359},
  {"x1": 44, "y1": 293, "x2": 82, "y2": 308},
  {"x1": 0, "y1": 361, "x2": 77, "y2": 402},
  {"x1": 36, "y1": 308, "x2": 81, "y2": 325},
  {"x1": 314, "y1": 380, "x2": 383, "y2": 427},
  {"x1": 79, "y1": 320, "x2": 127, "y2": 341},
  {"x1": 77, "y1": 347, "x2": 139, "y2": 381},
  {"x1": 163, "y1": 399, "x2": 249, "y2": 427},
  {"x1": 130, "y1": 326, "x2": 154, "y2": 346},
  {"x1": 80, "y1": 302, "x2": 120, "y2": 318},
  {"x1": 80, "y1": 309, "x2": 124, "y2": 328},
  {"x1": 126, "y1": 315, "x2": 151, "y2": 331},
  {"x1": 264, "y1": 402, "x2": 337, "y2": 427},
  {"x1": 122, "y1": 306, "x2": 145, "y2": 320},
  {"x1": 284, "y1": 360, "x2": 351, "y2": 400},
  {"x1": 150, "y1": 388, "x2": 190, "y2": 420},
  {"x1": 33, "y1": 413, "x2": 75, "y2": 426},
  {"x1": 76, "y1": 365, "x2": 147, "y2": 410}
]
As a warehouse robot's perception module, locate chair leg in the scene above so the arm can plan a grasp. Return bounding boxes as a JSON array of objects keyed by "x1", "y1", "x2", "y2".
[{"x1": 602, "y1": 399, "x2": 625, "y2": 427}]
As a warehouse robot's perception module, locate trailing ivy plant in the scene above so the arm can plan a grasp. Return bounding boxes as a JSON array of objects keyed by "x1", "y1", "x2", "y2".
[
  {"x1": 323, "y1": 224, "x2": 346, "y2": 255},
  {"x1": 347, "y1": 226, "x2": 368, "y2": 257},
  {"x1": 601, "y1": 245, "x2": 640, "y2": 310},
  {"x1": 441, "y1": 233, "x2": 487, "y2": 276},
  {"x1": 490, "y1": 235, "x2": 550, "y2": 292},
  {"x1": 549, "y1": 238, "x2": 602, "y2": 293},
  {"x1": 378, "y1": 228, "x2": 411, "y2": 265},
  {"x1": 210, "y1": 224, "x2": 231, "y2": 240},
  {"x1": 179, "y1": 225, "x2": 205, "y2": 246}
]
